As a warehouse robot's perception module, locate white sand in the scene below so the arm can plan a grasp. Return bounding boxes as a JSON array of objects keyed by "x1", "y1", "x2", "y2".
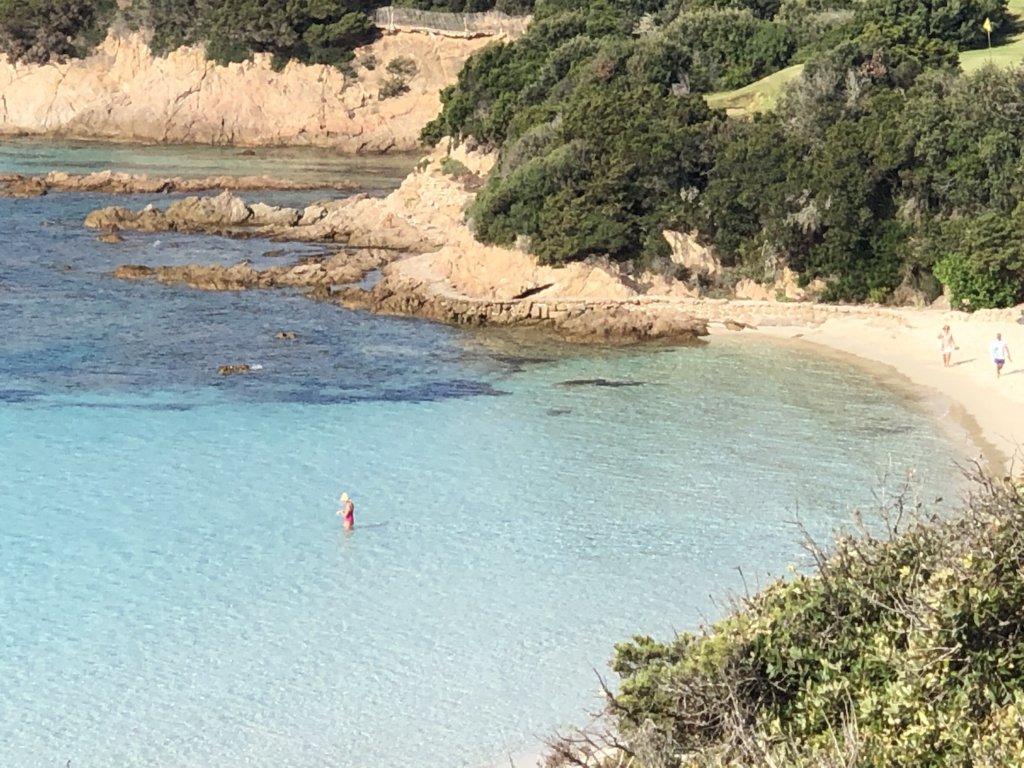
[{"x1": 711, "y1": 308, "x2": 1024, "y2": 476}]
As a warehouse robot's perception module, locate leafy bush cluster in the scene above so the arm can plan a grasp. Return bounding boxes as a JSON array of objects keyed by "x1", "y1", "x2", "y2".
[
  {"x1": 0, "y1": 0, "x2": 538, "y2": 67},
  {"x1": 0, "y1": 0, "x2": 381, "y2": 68},
  {"x1": 689, "y1": 63, "x2": 1024, "y2": 303},
  {"x1": 425, "y1": 0, "x2": 1024, "y2": 304},
  {"x1": 379, "y1": 55, "x2": 420, "y2": 99},
  {"x1": 579, "y1": 476, "x2": 1024, "y2": 766},
  {"x1": 149, "y1": 0, "x2": 379, "y2": 68},
  {"x1": 0, "y1": 0, "x2": 116, "y2": 64}
]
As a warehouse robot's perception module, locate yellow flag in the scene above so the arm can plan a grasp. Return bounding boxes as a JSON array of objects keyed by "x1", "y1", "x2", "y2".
[{"x1": 983, "y1": 16, "x2": 993, "y2": 33}]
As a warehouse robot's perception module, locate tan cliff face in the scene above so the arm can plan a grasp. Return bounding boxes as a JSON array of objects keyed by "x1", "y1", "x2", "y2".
[{"x1": 0, "y1": 31, "x2": 493, "y2": 150}]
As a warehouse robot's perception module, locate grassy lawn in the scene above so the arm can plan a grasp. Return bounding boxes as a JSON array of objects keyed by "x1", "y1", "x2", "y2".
[
  {"x1": 704, "y1": 63, "x2": 804, "y2": 116},
  {"x1": 708, "y1": 0, "x2": 1024, "y2": 117},
  {"x1": 962, "y1": 0, "x2": 1024, "y2": 72}
]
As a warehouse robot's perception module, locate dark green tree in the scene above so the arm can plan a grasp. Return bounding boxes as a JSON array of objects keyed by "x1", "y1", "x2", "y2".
[{"x1": 0, "y1": 0, "x2": 115, "y2": 63}]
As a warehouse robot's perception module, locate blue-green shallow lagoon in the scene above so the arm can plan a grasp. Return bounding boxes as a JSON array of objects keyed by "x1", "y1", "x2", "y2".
[
  {"x1": 0, "y1": 137, "x2": 419, "y2": 192},
  {"x1": 0, "y1": 143, "x2": 963, "y2": 767}
]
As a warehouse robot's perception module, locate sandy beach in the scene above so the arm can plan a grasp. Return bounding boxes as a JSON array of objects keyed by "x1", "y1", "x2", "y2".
[{"x1": 710, "y1": 308, "x2": 1024, "y2": 477}]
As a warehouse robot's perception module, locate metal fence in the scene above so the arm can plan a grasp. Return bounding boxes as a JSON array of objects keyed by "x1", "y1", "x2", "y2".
[{"x1": 371, "y1": 6, "x2": 531, "y2": 38}]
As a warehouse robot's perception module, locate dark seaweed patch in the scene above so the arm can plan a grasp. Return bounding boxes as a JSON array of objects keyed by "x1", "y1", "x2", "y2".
[
  {"x1": 0, "y1": 389, "x2": 38, "y2": 403},
  {"x1": 382, "y1": 379, "x2": 509, "y2": 402},
  {"x1": 557, "y1": 378, "x2": 645, "y2": 388}
]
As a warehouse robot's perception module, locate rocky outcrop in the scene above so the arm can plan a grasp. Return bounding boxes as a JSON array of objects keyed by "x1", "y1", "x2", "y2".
[
  {"x1": 733, "y1": 268, "x2": 827, "y2": 302},
  {"x1": 86, "y1": 191, "x2": 298, "y2": 234},
  {"x1": 100, "y1": 142, "x2": 865, "y2": 343},
  {"x1": 0, "y1": 176, "x2": 48, "y2": 198},
  {"x1": 0, "y1": 170, "x2": 355, "y2": 197},
  {"x1": 217, "y1": 363, "x2": 256, "y2": 376},
  {"x1": 0, "y1": 31, "x2": 495, "y2": 150},
  {"x1": 112, "y1": 249, "x2": 392, "y2": 291},
  {"x1": 82, "y1": 147, "x2": 491, "y2": 247},
  {"x1": 337, "y1": 275, "x2": 709, "y2": 343},
  {"x1": 100, "y1": 144, "x2": 711, "y2": 342},
  {"x1": 664, "y1": 230, "x2": 721, "y2": 282}
]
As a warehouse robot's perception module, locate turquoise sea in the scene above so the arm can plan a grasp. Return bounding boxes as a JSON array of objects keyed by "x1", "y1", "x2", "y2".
[{"x1": 0, "y1": 141, "x2": 963, "y2": 768}]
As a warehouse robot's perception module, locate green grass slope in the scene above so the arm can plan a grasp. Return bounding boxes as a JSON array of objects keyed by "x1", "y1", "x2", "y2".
[
  {"x1": 962, "y1": 0, "x2": 1024, "y2": 72},
  {"x1": 704, "y1": 62, "x2": 804, "y2": 116}
]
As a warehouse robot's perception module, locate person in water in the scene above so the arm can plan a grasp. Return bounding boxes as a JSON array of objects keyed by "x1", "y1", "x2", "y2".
[
  {"x1": 337, "y1": 492, "x2": 355, "y2": 530},
  {"x1": 937, "y1": 324, "x2": 958, "y2": 368}
]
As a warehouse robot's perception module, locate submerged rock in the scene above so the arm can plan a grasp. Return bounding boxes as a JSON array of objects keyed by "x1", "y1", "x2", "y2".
[
  {"x1": 1, "y1": 171, "x2": 355, "y2": 197},
  {"x1": 217, "y1": 363, "x2": 255, "y2": 376},
  {"x1": 110, "y1": 248, "x2": 395, "y2": 292},
  {"x1": 557, "y1": 379, "x2": 644, "y2": 388},
  {"x1": 0, "y1": 176, "x2": 48, "y2": 198},
  {"x1": 723, "y1": 319, "x2": 754, "y2": 331}
]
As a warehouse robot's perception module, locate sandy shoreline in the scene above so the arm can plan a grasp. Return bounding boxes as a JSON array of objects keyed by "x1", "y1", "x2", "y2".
[{"x1": 705, "y1": 309, "x2": 1024, "y2": 477}]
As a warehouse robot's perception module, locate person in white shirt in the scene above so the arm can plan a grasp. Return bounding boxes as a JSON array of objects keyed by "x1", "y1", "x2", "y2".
[
  {"x1": 937, "y1": 325, "x2": 958, "y2": 367},
  {"x1": 991, "y1": 333, "x2": 1012, "y2": 378}
]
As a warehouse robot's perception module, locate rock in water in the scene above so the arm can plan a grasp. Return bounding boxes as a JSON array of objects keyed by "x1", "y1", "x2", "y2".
[{"x1": 217, "y1": 363, "x2": 254, "y2": 376}]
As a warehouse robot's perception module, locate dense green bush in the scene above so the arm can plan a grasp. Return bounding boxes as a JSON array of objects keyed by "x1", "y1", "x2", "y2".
[
  {"x1": 134, "y1": 0, "x2": 203, "y2": 56},
  {"x1": 590, "y1": 477, "x2": 1024, "y2": 767},
  {"x1": 471, "y1": 78, "x2": 719, "y2": 265},
  {"x1": 932, "y1": 212, "x2": 1024, "y2": 310},
  {"x1": 0, "y1": 0, "x2": 115, "y2": 63},
  {"x1": 0, "y1": 0, "x2": 382, "y2": 67},
  {"x1": 199, "y1": 0, "x2": 377, "y2": 70},
  {"x1": 674, "y1": 62, "x2": 1024, "y2": 303},
  {"x1": 661, "y1": 9, "x2": 796, "y2": 90},
  {"x1": 853, "y1": 0, "x2": 1008, "y2": 51}
]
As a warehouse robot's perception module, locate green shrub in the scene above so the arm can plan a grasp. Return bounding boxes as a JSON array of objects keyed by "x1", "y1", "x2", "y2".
[
  {"x1": 377, "y1": 57, "x2": 419, "y2": 99},
  {"x1": 385, "y1": 55, "x2": 418, "y2": 78},
  {"x1": 927, "y1": 209, "x2": 1024, "y2": 309},
  {"x1": 378, "y1": 75, "x2": 410, "y2": 99},
  {"x1": 661, "y1": 9, "x2": 796, "y2": 90},
  {"x1": 934, "y1": 248, "x2": 1024, "y2": 310},
  {"x1": 0, "y1": 0, "x2": 116, "y2": 63},
  {"x1": 391, "y1": 0, "x2": 535, "y2": 9},
  {"x1": 595, "y1": 477, "x2": 1024, "y2": 767},
  {"x1": 439, "y1": 156, "x2": 471, "y2": 178},
  {"x1": 189, "y1": 0, "x2": 378, "y2": 69}
]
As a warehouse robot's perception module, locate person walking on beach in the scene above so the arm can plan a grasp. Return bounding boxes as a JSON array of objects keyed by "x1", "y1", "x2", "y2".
[
  {"x1": 337, "y1": 492, "x2": 355, "y2": 530},
  {"x1": 991, "y1": 333, "x2": 1012, "y2": 378},
  {"x1": 938, "y1": 324, "x2": 958, "y2": 367}
]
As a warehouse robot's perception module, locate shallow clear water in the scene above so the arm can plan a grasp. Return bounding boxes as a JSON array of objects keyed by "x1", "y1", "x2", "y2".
[
  {"x1": 0, "y1": 137, "x2": 419, "y2": 192},
  {"x1": 0, "y1": 144, "x2": 963, "y2": 768}
]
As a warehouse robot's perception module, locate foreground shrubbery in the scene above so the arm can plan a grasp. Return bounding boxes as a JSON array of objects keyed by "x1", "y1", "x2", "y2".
[{"x1": 549, "y1": 474, "x2": 1024, "y2": 767}]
